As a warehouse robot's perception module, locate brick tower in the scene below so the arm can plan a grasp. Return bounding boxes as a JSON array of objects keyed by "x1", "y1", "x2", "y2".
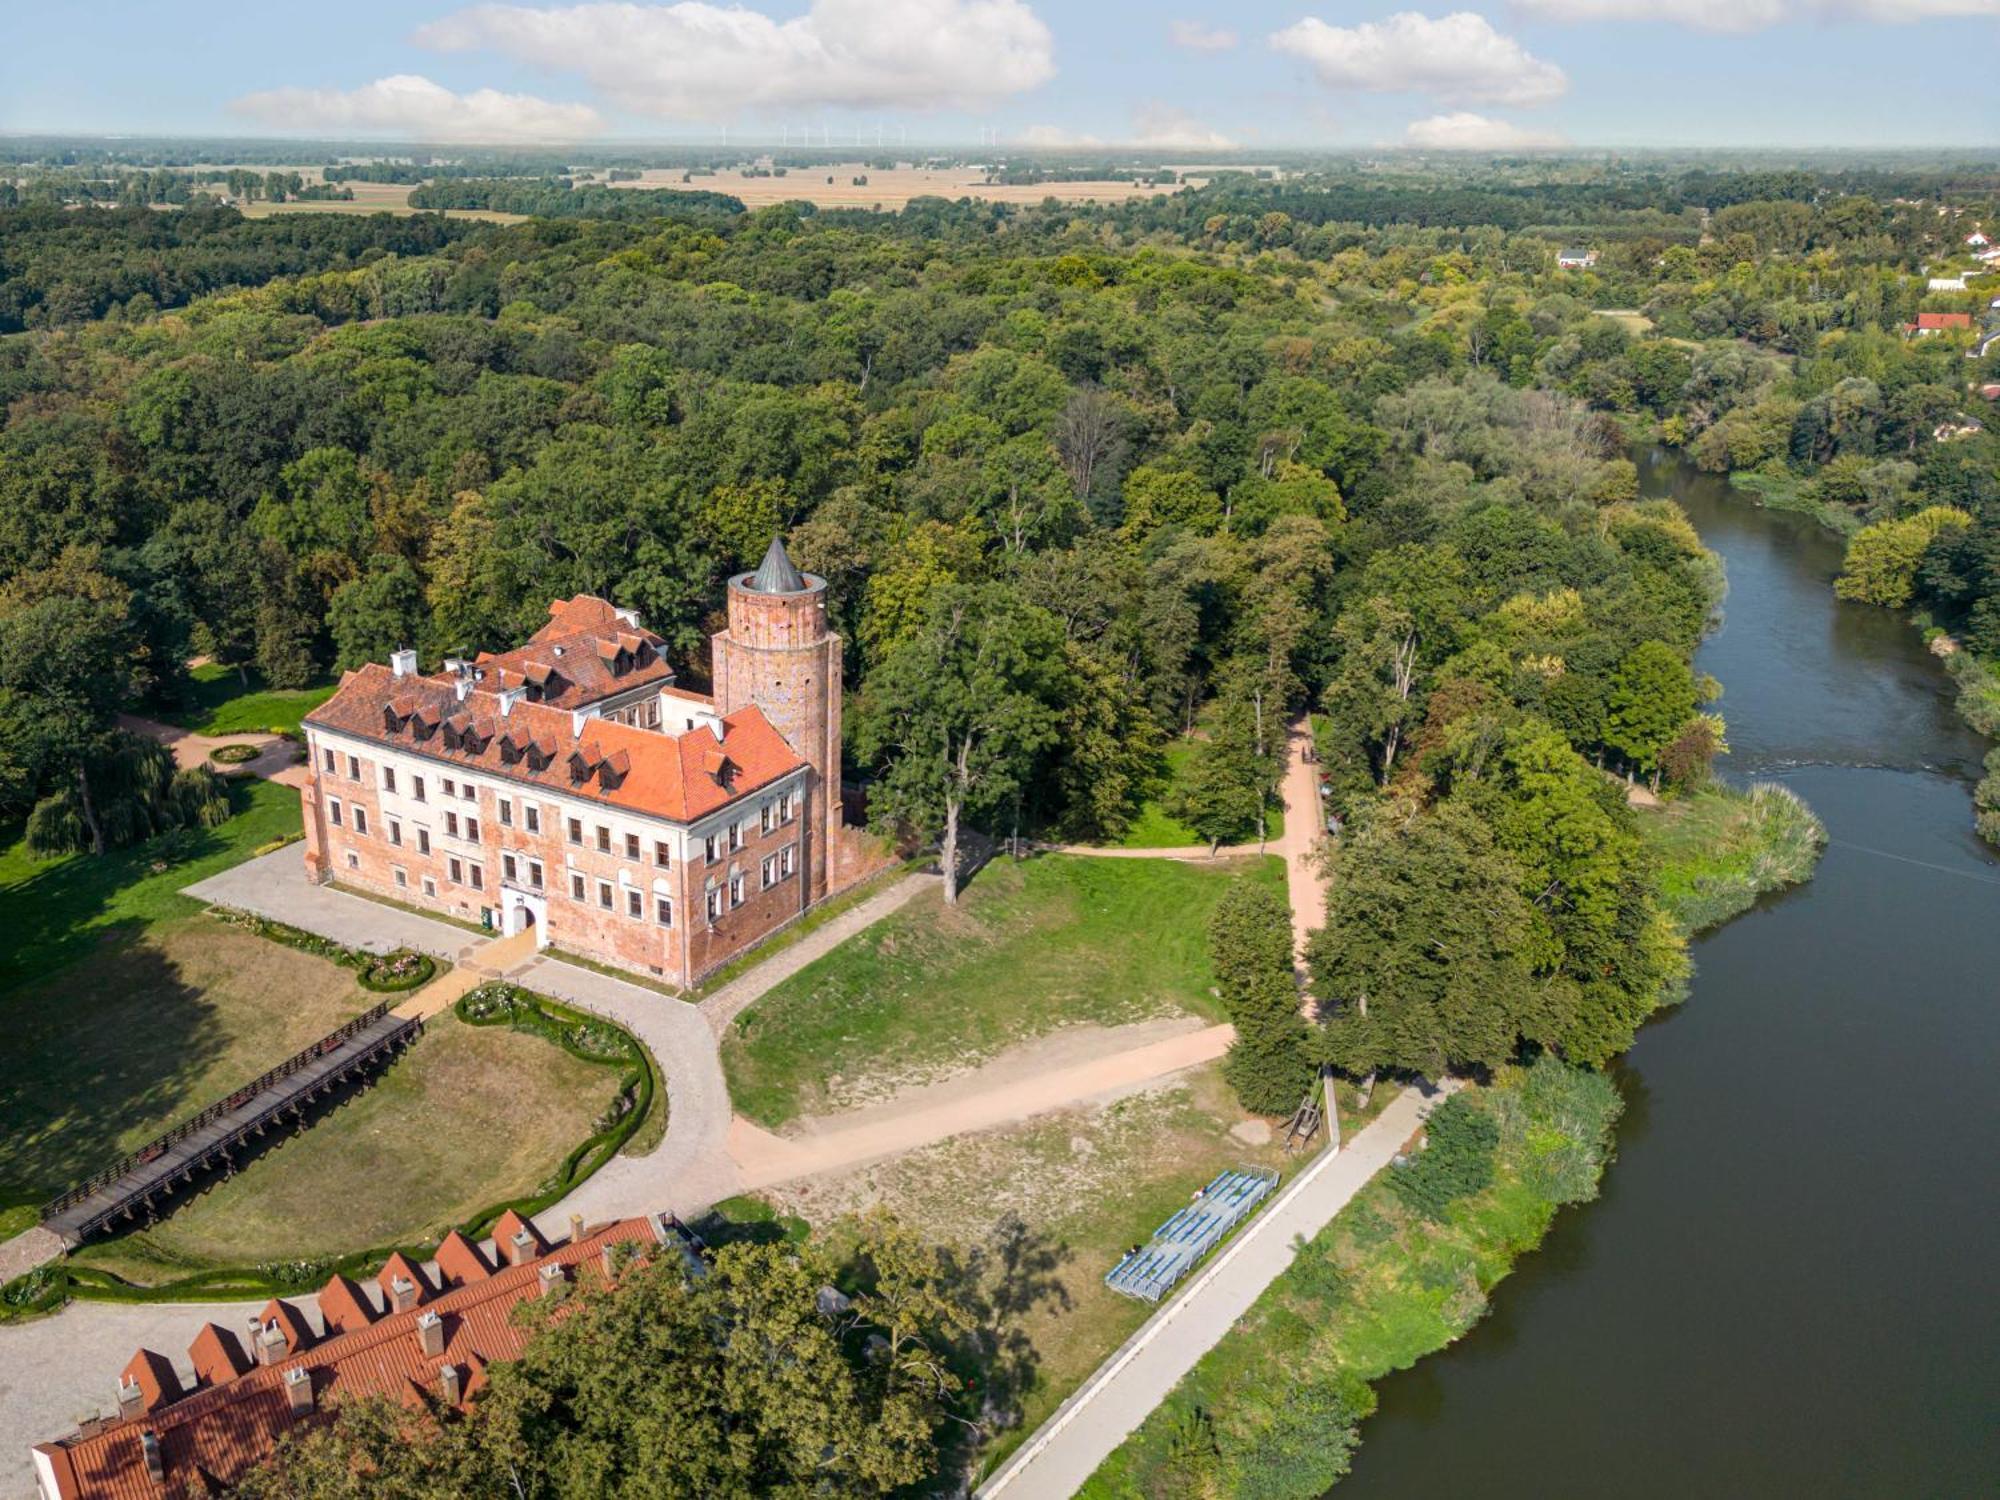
[{"x1": 710, "y1": 536, "x2": 842, "y2": 903}]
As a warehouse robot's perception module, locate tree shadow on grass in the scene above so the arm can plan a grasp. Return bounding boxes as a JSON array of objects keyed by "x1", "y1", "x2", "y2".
[
  {"x1": 945, "y1": 1214, "x2": 1075, "y2": 1482},
  {"x1": 0, "y1": 937, "x2": 229, "y2": 1220}
]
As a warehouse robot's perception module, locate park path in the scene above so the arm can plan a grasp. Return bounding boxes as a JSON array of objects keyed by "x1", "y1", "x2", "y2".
[{"x1": 118, "y1": 713, "x2": 309, "y2": 789}]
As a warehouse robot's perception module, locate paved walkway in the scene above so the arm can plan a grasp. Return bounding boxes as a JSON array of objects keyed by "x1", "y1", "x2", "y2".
[{"x1": 977, "y1": 1083, "x2": 1450, "y2": 1499}]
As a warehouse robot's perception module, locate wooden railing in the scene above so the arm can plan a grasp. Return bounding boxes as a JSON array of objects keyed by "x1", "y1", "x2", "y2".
[{"x1": 40, "y1": 1000, "x2": 397, "y2": 1220}]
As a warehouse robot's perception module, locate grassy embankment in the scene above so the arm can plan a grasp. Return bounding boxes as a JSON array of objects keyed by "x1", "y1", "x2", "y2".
[
  {"x1": 1082, "y1": 1057, "x2": 1622, "y2": 1499},
  {"x1": 1640, "y1": 780, "x2": 1827, "y2": 934},
  {"x1": 721, "y1": 851, "x2": 1285, "y2": 1127}
]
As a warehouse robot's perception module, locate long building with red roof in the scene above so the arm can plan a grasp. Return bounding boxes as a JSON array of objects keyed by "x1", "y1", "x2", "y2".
[
  {"x1": 31, "y1": 1212, "x2": 696, "y2": 1500},
  {"x1": 298, "y1": 537, "x2": 888, "y2": 985}
]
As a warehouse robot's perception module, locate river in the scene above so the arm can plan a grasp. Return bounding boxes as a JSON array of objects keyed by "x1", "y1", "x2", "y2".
[{"x1": 1336, "y1": 450, "x2": 2000, "y2": 1497}]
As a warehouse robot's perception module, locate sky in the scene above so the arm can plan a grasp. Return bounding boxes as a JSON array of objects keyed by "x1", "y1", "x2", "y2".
[{"x1": 2, "y1": 1, "x2": 1997, "y2": 152}]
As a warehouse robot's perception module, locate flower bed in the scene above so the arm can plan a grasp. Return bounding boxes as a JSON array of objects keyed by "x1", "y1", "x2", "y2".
[
  {"x1": 357, "y1": 950, "x2": 436, "y2": 992},
  {"x1": 208, "y1": 742, "x2": 261, "y2": 766},
  {"x1": 210, "y1": 906, "x2": 441, "y2": 994}
]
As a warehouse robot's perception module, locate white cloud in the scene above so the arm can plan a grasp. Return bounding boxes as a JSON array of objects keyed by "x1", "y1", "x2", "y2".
[
  {"x1": 1167, "y1": 19, "x2": 1239, "y2": 51},
  {"x1": 1130, "y1": 102, "x2": 1237, "y2": 148},
  {"x1": 229, "y1": 74, "x2": 604, "y2": 141},
  {"x1": 1271, "y1": 11, "x2": 1568, "y2": 108},
  {"x1": 1513, "y1": 0, "x2": 1996, "y2": 30},
  {"x1": 415, "y1": 0, "x2": 1056, "y2": 117},
  {"x1": 1404, "y1": 111, "x2": 1566, "y2": 149}
]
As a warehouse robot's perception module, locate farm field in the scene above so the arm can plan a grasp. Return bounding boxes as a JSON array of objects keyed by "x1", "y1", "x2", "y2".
[
  {"x1": 610, "y1": 162, "x2": 1204, "y2": 209},
  {"x1": 69, "y1": 1010, "x2": 607, "y2": 1275},
  {"x1": 721, "y1": 851, "x2": 1284, "y2": 1127}
]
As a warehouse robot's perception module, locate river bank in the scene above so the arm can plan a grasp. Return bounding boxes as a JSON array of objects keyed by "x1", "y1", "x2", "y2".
[{"x1": 1328, "y1": 451, "x2": 1999, "y2": 1496}]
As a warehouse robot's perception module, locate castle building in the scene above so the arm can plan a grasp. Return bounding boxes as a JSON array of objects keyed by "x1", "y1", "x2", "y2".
[{"x1": 298, "y1": 538, "x2": 881, "y2": 987}]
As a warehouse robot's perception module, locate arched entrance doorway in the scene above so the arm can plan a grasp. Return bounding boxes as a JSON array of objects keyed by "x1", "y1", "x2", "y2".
[{"x1": 502, "y1": 887, "x2": 549, "y2": 947}]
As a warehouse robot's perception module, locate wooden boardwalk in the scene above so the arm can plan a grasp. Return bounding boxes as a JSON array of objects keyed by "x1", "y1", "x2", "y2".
[{"x1": 41, "y1": 1004, "x2": 422, "y2": 1245}]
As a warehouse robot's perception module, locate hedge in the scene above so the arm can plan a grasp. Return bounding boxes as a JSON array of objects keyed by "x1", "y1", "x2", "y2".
[{"x1": 209, "y1": 905, "x2": 438, "y2": 993}]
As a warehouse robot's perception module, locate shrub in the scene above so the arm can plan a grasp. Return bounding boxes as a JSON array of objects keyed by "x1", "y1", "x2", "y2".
[
  {"x1": 357, "y1": 951, "x2": 435, "y2": 992},
  {"x1": 1390, "y1": 1095, "x2": 1499, "y2": 1219},
  {"x1": 1219, "y1": 1375, "x2": 1370, "y2": 1499},
  {"x1": 209, "y1": 742, "x2": 260, "y2": 765}
]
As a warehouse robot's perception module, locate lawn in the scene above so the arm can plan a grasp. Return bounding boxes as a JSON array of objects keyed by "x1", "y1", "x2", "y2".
[
  {"x1": 0, "y1": 912, "x2": 371, "y2": 1238},
  {"x1": 71, "y1": 1010, "x2": 608, "y2": 1275},
  {"x1": 722, "y1": 852, "x2": 1285, "y2": 1128},
  {"x1": 1113, "y1": 741, "x2": 1284, "y2": 849},
  {"x1": 0, "y1": 777, "x2": 303, "y2": 992},
  {"x1": 156, "y1": 661, "x2": 337, "y2": 736},
  {"x1": 1640, "y1": 780, "x2": 1825, "y2": 934}
]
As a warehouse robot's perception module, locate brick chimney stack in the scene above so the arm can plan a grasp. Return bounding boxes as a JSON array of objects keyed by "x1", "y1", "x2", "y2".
[
  {"x1": 283, "y1": 1366, "x2": 314, "y2": 1416},
  {"x1": 116, "y1": 1377, "x2": 144, "y2": 1423},
  {"x1": 416, "y1": 1310, "x2": 445, "y2": 1358},
  {"x1": 438, "y1": 1363, "x2": 462, "y2": 1405}
]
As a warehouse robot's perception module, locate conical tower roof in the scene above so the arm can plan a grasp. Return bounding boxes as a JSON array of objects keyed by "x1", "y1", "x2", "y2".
[{"x1": 747, "y1": 534, "x2": 807, "y2": 594}]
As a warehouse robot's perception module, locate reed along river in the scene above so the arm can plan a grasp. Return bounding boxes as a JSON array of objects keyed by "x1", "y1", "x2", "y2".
[{"x1": 1335, "y1": 450, "x2": 2000, "y2": 1498}]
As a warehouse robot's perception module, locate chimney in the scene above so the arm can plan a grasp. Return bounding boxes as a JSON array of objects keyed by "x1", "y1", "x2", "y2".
[
  {"x1": 438, "y1": 1362, "x2": 462, "y2": 1405},
  {"x1": 283, "y1": 1365, "x2": 314, "y2": 1416},
  {"x1": 390, "y1": 647, "x2": 418, "y2": 678},
  {"x1": 537, "y1": 1263, "x2": 568, "y2": 1302},
  {"x1": 389, "y1": 1274, "x2": 419, "y2": 1313},
  {"x1": 507, "y1": 1228, "x2": 537, "y2": 1268},
  {"x1": 416, "y1": 1310, "x2": 445, "y2": 1358},
  {"x1": 568, "y1": 1212, "x2": 585, "y2": 1246},
  {"x1": 253, "y1": 1319, "x2": 287, "y2": 1367},
  {"x1": 116, "y1": 1376, "x2": 145, "y2": 1423},
  {"x1": 141, "y1": 1430, "x2": 165, "y2": 1485}
]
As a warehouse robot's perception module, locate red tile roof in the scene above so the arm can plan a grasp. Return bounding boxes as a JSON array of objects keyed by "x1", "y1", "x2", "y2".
[
  {"x1": 1914, "y1": 312, "x2": 1974, "y2": 331},
  {"x1": 34, "y1": 1216, "x2": 682, "y2": 1500},
  {"x1": 469, "y1": 595, "x2": 677, "y2": 712},
  {"x1": 305, "y1": 662, "x2": 805, "y2": 825}
]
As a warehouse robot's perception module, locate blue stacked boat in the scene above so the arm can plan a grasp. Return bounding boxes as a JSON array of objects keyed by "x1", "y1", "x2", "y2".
[{"x1": 1104, "y1": 1165, "x2": 1280, "y2": 1302}]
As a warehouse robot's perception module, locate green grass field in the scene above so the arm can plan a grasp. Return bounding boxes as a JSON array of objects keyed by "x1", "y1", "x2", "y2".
[
  {"x1": 0, "y1": 778, "x2": 303, "y2": 992},
  {"x1": 723, "y1": 852, "x2": 1285, "y2": 1127},
  {"x1": 1113, "y1": 741, "x2": 1283, "y2": 849},
  {"x1": 157, "y1": 662, "x2": 337, "y2": 736},
  {"x1": 70, "y1": 1011, "x2": 607, "y2": 1275}
]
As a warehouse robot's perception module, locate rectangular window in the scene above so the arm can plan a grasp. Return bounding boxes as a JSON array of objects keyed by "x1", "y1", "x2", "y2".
[
  {"x1": 624, "y1": 832, "x2": 640, "y2": 861},
  {"x1": 345, "y1": 850, "x2": 358, "y2": 869},
  {"x1": 328, "y1": 798, "x2": 342, "y2": 827},
  {"x1": 568, "y1": 817, "x2": 583, "y2": 845},
  {"x1": 503, "y1": 854, "x2": 517, "y2": 882},
  {"x1": 465, "y1": 817, "x2": 480, "y2": 842},
  {"x1": 761, "y1": 854, "x2": 776, "y2": 889},
  {"x1": 529, "y1": 860, "x2": 543, "y2": 889},
  {"x1": 525, "y1": 805, "x2": 540, "y2": 835},
  {"x1": 706, "y1": 887, "x2": 724, "y2": 921},
  {"x1": 498, "y1": 798, "x2": 512, "y2": 828},
  {"x1": 393, "y1": 867, "x2": 407, "y2": 888},
  {"x1": 654, "y1": 840, "x2": 671, "y2": 868},
  {"x1": 596, "y1": 826, "x2": 611, "y2": 854},
  {"x1": 448, "y1": 857, "x2": 463, "y2": 884},
  {"x1": 730, "y1": 873, "x2": 745, "y2": 908},
  {"x1": 469, "y1": 864, "x2": 483, "y2": 891},
  {"x1": 728, "y1": 822, "x2": 744, "y2": 852},
  {"x1": 322, "y1": 747, "x2": 335, "y2": 773},
  {"x1": 570, "y1": 872, "x2": 586, "y2": 901},
  {"x1": 347, "y1": 754, "x2": 360, "y2": 781},
  {"x1": 442, "y1": 778, "x2": 456, "y2": 798},
  {"x1": 388, "y1": 819, "x2": 402, "y2": 847},
  {"x1": 781, "y1": 844, "x2": 795, "y2": 879},
  {"x1": 704, "y1": 834, "x2": 721, "y2": 864},
  {"x1": 422, "y1": 876, "x2": 437, "y2": 898},
  {"x1": 761, "y1": 802, "x2": 776, "y2": 835},
  {"x1": 597, "y1": 880, "x2": 614, "y2": 910},
  {"x1": 412, "y1": 775, "x2": 426, "y2": 803},
  {"x1": 353, "y1": 807, "x2": 368, "y2": 837},
  {"x1": 382, "y1": 766, "x2": 397, "y2": 794},
  {"x1": 627, "y1": 888, "x2": 643, "y2": 919},
  {"x1": 655, "y1": 895, "x2": 673, "y2": 927},
  {"x1": 445, "y1": 812, "x2": 459, "y2": 838},
  {"x1": 462, "y1": 783, "x2": 475, "y2": 802},
  {"x1": 417, "y1": 828, "x2": 431, "y2": 855}
]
